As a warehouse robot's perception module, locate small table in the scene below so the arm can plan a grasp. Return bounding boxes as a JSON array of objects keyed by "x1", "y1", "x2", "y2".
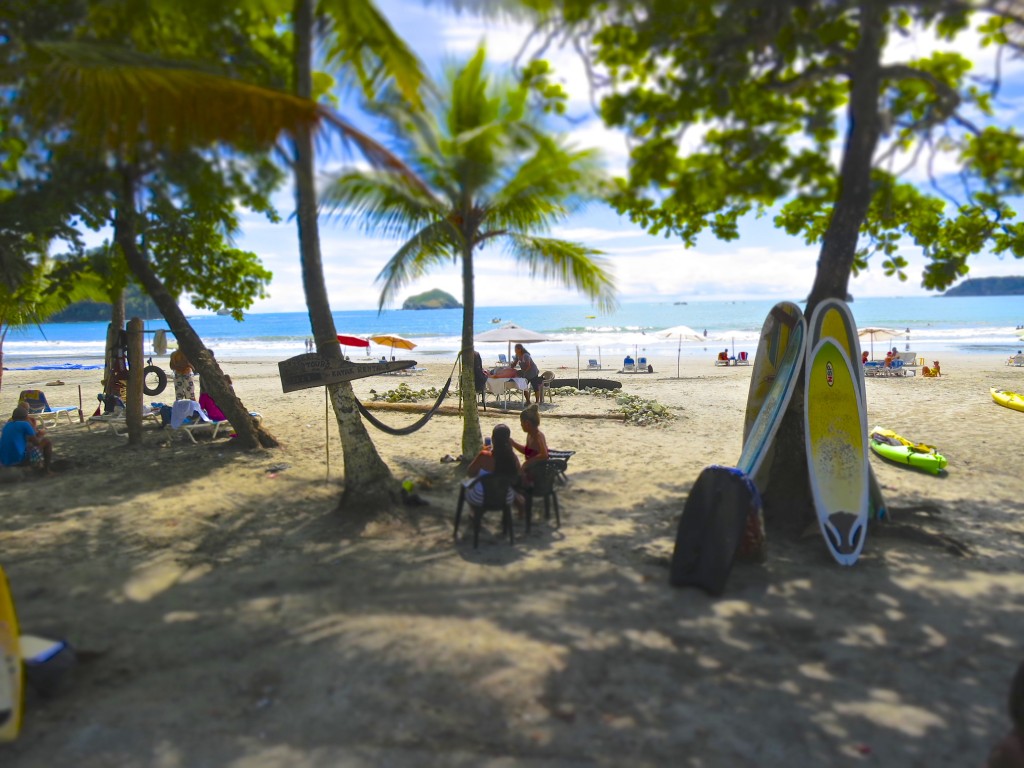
[{"x1": 485, "y1": 377, "x2": 528, "y2": 409}]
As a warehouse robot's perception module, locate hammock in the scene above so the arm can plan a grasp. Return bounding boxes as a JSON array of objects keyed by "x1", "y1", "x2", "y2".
[{"x1": 352, "y1": 359, "x2": 459, "y2": 436}]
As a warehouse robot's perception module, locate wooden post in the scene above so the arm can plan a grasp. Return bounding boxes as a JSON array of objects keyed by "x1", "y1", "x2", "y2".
[{"x1": 126, "y1": 318, "x2": 144, "y2": 445}]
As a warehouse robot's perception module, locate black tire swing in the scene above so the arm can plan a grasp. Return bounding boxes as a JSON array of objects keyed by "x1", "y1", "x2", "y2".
[{"x1": 142, "y1": 365, "x2": 167, "y2": 396}]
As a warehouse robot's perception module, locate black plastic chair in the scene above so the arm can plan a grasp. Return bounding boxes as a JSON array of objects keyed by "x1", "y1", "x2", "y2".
[
  {"x1": 547, "y1": 450, "x2": 574, "y2": 485},
  {"x1": 454, "y1": 473, "x2": 516, "y2": 548},
  {"x1": 523, "y1": 460, "x2": 563, "y2": 533}
]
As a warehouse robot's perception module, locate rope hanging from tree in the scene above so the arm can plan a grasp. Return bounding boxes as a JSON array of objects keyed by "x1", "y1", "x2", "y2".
[{"x1": 352, "y1": 357, "x2": 460, "y2": 436}]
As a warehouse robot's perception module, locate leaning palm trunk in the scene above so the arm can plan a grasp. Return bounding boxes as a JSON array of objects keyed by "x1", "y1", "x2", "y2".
[
  {"x1": 293, "y1": 0, "x2": 396, "y2": 508},
  {"x1": 114, "y1": 167, "x2": 276, "y2": 449},
  {"x1": 459, "y1": 242, "x2": 483, "y2": 459}
]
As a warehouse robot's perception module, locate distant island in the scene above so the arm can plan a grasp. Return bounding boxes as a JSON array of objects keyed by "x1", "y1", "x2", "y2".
[
  {"x1": 48, "y1": 285, "x2": 160, "y2": 322},
  {"x1": 402, "y1": 289, "x2": 462, "y2": 310},
  {"x1": 942, "y1": 276, "x2": 1024, "y2": 297}
]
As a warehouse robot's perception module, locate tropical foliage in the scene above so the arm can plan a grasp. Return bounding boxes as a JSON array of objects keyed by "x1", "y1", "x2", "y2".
[
  {"x1": 1, "y1": 0, "x2": 315, "y2": 447},
  {"x1": 323, "y1": 46, "x2": 616, "y2": 457},
  {"x1": 525, "y1": 0, "x2": 1024, "y2": 304}
]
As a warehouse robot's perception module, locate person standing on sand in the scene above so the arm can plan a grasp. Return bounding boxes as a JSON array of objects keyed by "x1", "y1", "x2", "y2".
[
  {"x1": 169, "y1": 349, "x2": 195, "y2": 401},
  {"x1": 510, "y1": 343, "x2": 544, "y2": 405}
]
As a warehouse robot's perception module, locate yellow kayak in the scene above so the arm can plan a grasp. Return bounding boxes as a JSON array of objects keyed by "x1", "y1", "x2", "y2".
[{"x1": 991, "y1": 388, "x2": 1024, "y2": 413}]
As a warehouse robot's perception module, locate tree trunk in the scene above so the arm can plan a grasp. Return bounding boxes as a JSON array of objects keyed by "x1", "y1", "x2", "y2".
[
  {"x1": 114, "y1": 167, "x2": 277, "y2": 449},
  {"x1": 0, "y1": 327, "x2": 6, "y2": 394},
  {"x1": 459, "y1": 241, "x2": 483, "y2": 459},
  {"x1": 806, "y1": 2, "x2": 885, "y2": 313},
  {"x1": 768, "y1": 4, "x2": 886, "y2": 535},
  {"x1": 293, "y1": 0, "x2": 397, "y2": 509}
]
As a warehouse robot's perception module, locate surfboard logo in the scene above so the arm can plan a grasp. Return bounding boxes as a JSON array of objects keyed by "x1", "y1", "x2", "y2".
[{"x1": 825, "y1": 361, "x2": 834, "y2": 387}]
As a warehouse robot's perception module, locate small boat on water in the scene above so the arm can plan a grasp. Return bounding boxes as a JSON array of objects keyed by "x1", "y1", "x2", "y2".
[{"x1": 490, "y1": 317, "x2": 501, "y2": 323}]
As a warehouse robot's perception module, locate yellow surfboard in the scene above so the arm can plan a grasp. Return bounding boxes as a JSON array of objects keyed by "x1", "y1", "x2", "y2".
[
  {"x1": 744, "y1": 301, "x2": 804, "y2": 444},
  {"x1": 0, "y1": 566, "x2": 23, "y2": 742},
  {"x1": 807, "y1": 298, "x2": 887, "y2": 520},
  {"x1": 804, "y1": 339, "x2": 869, "y2": 565}
]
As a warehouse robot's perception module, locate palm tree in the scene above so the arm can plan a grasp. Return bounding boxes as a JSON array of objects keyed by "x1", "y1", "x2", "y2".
[
  {"x1": 290, "y1": 0, "x2": 428, "y2": 509},
  {"x1": 322, "y1": 46, "x2": 617, "y2": 458}
]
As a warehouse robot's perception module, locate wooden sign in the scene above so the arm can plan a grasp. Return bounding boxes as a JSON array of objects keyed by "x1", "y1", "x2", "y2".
[{"x1": 278, "y1": 354, "x2": 416, "y2": 393}]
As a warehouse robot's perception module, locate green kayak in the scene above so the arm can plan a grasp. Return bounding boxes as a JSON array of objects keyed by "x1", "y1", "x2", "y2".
[{"x1": 869, "y1": 426, "x2": 948, "y2": 475}]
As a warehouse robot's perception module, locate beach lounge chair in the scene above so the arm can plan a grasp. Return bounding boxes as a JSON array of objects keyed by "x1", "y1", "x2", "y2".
[
  {"x1": 714, "y1": 351, "x2": 731, "y2": 366},
  {"x1": 586, "y1": 359, "x2": 601, "y2": 370},
  {"x1": 168, "y1": 400, "x2": 229, "y2": 443},
  {"x1": 1006, "y1": 353, "x2": 1024, "y2": 367},
  {"x1": 86, "y1": 405, "x2": 162, "y2": 436},
  {"x1": 736, "y1": 351, "x2": 750, "y2": 365},
  {"x1": 496, "y1": 354, "x2": 508, "y2": 366},
  {"x1": 17, "y1": 389, "x2": 81, "y2": 427},
  {"x1": 887, "y1": 359, "x2": 910, "y2": 377},
  {"x1": 453, "y1": 474, "x2": 515, "y2": 548},
  {"x1": 637, "y1": 356, "x2": 649, "y2": 371},
  {"x1": 897, "y1": 352, "x2": 920, "y2": 367},
  {"x1": 622, "y1": 356, "x2": 635, "y2": 372}
]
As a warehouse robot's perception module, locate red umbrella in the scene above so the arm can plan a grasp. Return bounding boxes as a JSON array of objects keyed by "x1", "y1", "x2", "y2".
[{"x1": 337, "y1": 334, "x2": 369, "y2": 348}]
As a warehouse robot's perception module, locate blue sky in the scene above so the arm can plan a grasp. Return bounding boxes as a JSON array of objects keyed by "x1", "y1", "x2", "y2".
[{"x1": 221, "y1": 2, "x2": 1024, "y2": 314}]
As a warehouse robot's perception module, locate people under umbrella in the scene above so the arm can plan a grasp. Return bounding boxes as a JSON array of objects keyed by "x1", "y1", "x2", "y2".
[{"x1": 0, "y1": 406, "x2": 54, "y2": 475}]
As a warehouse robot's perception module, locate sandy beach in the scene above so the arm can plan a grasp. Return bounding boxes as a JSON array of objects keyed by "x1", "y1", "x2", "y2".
[{"x1": 1, "y1": 348, "x2": 1022, "y2": 766}]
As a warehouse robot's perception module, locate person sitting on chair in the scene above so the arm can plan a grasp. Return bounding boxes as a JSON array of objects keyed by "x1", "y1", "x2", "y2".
[
  {"x1": 0, "y1": 406, "x2": 54, "y2": 474},
  {"x1": 861, "y1": 351, "x2": 869, "y2": 365},
  {"x1": 465, "y1": 423, "x2": 521, "y2": 513},
  {"x1": 472, "y1": 351, "x2": 489, "y2": 395},
  {"x1": 198, "y1": 375, "x2": 232, "y2": 421},
  {"x1": 512, "y1": 404, "x2": 549, "y2": 475},
  {"x1": 718, "y1": 349, "x2": 730, "y2": 363}
]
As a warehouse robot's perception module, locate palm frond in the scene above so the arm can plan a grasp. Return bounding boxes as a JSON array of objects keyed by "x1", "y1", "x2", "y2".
[
  {"x1": 318, "y1": 0, "x2": 426, "y2": 108},
  {"x1": 504, "y1": 234, "x2": 618, "y2": 314},
  {"x1": 321, "y1": 170, "x2": 446, "y2": 240},
  {"x1": 25, "y1": 42, "x2": 321, "y2": 151},
  {"x1": 376, "y1": 221, "x2": 461, "y2": 309},
  {"x1": 319, "y1": 110, "x2": 431, "y2": 195}
]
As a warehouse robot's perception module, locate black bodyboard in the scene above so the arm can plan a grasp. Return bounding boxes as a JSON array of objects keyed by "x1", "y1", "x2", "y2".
[
  {"x1": 669, "y1": 465, "x2": 761, "y2": 595},
  {"x1": 549, "y1": 378, "x2": 622, "y2": 390}
]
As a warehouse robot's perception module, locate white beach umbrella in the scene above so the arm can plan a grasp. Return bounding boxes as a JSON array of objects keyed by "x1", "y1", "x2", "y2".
[
  {"x1": 474, "y1": 323, "x2": 552, "y2": 362},
  {"x1": 857, "y1": 327, "x2": 904, "y2": 360},
  {"x1": 658, "y1": 324, "x2": 705, "y2": 378},
  {"x1": 709, "y1": 329, "x2": 748, "y2": 358}
]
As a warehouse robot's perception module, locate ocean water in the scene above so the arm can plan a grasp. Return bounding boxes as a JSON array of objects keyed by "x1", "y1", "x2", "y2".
[{"x1": 5, "y1": 296, "x2": 1023, "y2": 363}]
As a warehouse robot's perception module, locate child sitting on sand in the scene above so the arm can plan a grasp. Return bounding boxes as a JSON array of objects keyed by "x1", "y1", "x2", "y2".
[{"x1": 0, "y1": 406, "x2": 54, "y2": 474}]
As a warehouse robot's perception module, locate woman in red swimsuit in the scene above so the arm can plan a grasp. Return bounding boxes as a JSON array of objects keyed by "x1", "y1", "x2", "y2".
[{"x1": 512, "y1": 404, "x2": 549, "y2": 473}]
